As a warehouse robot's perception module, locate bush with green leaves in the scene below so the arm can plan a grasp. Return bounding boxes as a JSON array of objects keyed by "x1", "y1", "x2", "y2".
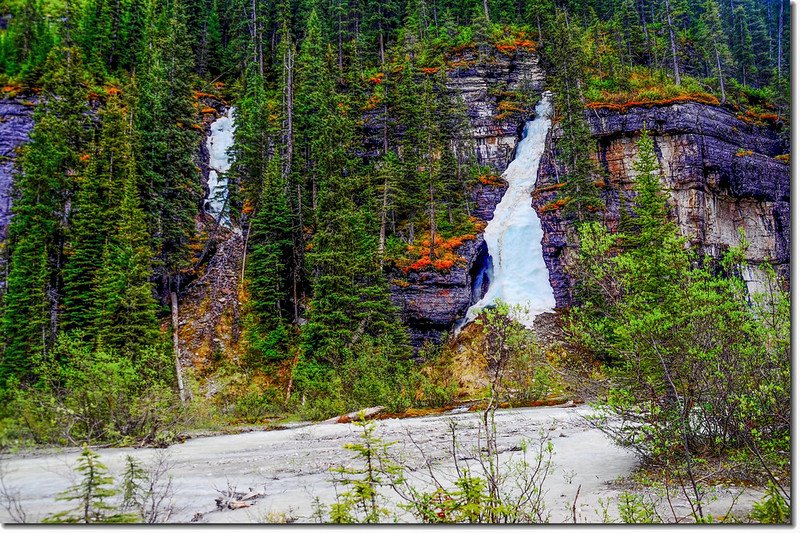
[
  {"x1": 750, "y1": 482, "x2": 790, "y2": 524},
  {"x1": 4, "y1": 336, "x2": 183, "y2": 446},
  {"x1": 568, "y1": 127, "x2": 790, "y2": 519},
  {"x1": 292, "y1": 336, "x2": 422, "y2": 420}
]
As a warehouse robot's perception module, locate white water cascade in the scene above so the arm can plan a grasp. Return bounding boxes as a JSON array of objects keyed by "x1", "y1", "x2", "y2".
[
  {"x1": 463, "y1": 93, "x2": 555, "y2": 327},
  {"x1": 205, "y1": 107, "x2": 236, "y2": 226}
]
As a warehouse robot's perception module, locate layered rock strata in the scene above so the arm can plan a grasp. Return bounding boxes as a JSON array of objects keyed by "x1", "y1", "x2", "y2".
[
  {"x1": 388, "y1": 50, "x2": 545, "y2": 348},
  {"x1": 0, "y1": 96, "x2": 35, "y2": 240},
  {"x1": 534, "y1": 102, "x2": 790, "y2": 306}
]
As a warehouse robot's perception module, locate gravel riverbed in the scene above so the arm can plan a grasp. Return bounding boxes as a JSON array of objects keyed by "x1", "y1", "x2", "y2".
[{"x1": 0, "y1": 405, "x2": 761, "y2": 523}]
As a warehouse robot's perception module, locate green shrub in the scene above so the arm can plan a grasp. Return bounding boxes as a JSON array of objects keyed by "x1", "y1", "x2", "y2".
[
  {"x1": 750, "y1": 483, "x2": 790, "y2": 524},
  {"x1": 5, "y1": 336, "x2": 183, "y2": 446}
]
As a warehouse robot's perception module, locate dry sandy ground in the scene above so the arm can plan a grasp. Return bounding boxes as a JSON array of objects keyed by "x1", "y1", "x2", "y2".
[{"x1": 0, "y1": 405, "x2": 762, "y2": 523}]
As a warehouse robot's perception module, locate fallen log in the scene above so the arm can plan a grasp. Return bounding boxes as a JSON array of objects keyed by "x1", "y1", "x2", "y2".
[{"x1": 321, "y1": 406, "x2": 385, "y2": 424}]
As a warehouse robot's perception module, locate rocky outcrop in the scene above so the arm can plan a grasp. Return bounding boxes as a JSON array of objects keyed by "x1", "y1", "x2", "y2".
[
  {"x1": 0, "y1": 96, "x2": 36, "y2": 240},
  {"x1": 175, "y1": 103, "x2": 245, "y2": 372},
  {"x1": 534, "y1": 102, "x2": 790, "y2": 306},
  {"x1": 446, "y1": 50, "x2": 543, "y2": 171},
  {"x1": 388, "y1": 49, "x2": 545, "y2": 348}
]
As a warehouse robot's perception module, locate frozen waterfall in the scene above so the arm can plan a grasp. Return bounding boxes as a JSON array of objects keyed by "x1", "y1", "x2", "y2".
[
  {"x1": 205, "y1": 107, "x2": 236, "y2": 226},
  {"x1": 462, "y1": 93, "x2": 555, "y2": 328}
]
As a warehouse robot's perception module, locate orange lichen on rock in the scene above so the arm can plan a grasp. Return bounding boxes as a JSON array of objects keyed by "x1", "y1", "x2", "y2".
[
  {"x1": 735, "y1": 148, "x2": 754, "y2": 157},
  {"x1": 775, "y1": 154, "x2": 790, "y2": 164}
]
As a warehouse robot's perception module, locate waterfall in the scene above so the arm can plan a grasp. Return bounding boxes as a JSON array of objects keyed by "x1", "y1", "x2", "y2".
[
  {"x1": 206, "y1": 107, "x2": 236, "y2": 226},
  {"x1": 462, "y1": 93, "x2": 555, "y2": 328}
]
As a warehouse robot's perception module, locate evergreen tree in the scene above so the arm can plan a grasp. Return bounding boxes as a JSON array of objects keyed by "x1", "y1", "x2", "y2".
[
  {"x1": 134, "y1": 0, "x2": 201, "y2": 292},
  {"x1": 245, "y1": 156, "x2": 293, "y2": 362},
  {"x1": 44, "y1": 445, "x2": 138, "y2": 524},
  {"x1": 1, "y1": 46, "x2": 90, "y2": 383},
  {"x1": 91, "y1": 100, "x2": 161, "y2": 357},
  {"x1": 62, "y1": 93, "x2": 130, "y2": 334},
  {"x1": 545, "y1": 11, "x2": 601, "y2": 221}
]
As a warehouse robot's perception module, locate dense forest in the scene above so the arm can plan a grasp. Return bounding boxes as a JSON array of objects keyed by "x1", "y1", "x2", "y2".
[{"x1": 0, "y1": 0, "x2": 790, "y2": 451}]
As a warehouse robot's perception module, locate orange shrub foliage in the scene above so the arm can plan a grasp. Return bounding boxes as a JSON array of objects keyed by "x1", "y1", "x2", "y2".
[
  {"x1": 79, "y1": 153, "x2": 91, "y2": 162},
  {"x1": 497, "y1": 100, "x2": 525, "y2": 113},
  {"x1": 407, "y1": 256, "x2": 432, "y2": 272},
  {"x1": 105, "y1": 86, "x2": 121, "y2": 96},
  {"x1": 368, "y1": 72, "x2": 385, "y2": 84},
  {"x1": 593, "y1": 179, "x2": 606, "y2": 188},
  {"x1": 363, "y1": 94, "x2": 382, "y2": 111},
  {"x1": 530, "y1": 182, "x2": 566, "y2": 199},
  {"x1": 201, "y1": 106, "x2": 216, "y2": 114},
  {"x1": 586, "y1": 94, "x2": 720, "y2": 113},
  {"x1": 447, "y1": 60, "x2": 471, "y2": 69},
  {"x1": 421, "y1": 67, "x2": 440, "y2": 75},
  {"x1": 450, "y1": 43, "x2": 475, "y2": 55},
  {"x1": 433, "y1": 259, "x2": 455, "y2": 270},
  {"x1": 541, "y1": 197, "x2": 570, "y2": 212},
  {"x1": 737, "y1": 109, "x2": 781, "y2": 126},
  {"x1": 242, "y1": 199, "x2": 255, "y2": 215},
  {"x1": 479, "y1": 174, "x2": 505, "y2": 187}
]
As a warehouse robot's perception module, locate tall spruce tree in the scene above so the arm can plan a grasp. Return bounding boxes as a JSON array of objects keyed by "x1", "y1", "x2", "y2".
[
  {"x1": 1, "y1": 46, "x2": 90, "y2": 383},
  {"x1": 134, "y1": 0, "x2": 201, "y2": 293},
  {"x1": 545, "y1": 11, "x2": 601, "y2": 222}
]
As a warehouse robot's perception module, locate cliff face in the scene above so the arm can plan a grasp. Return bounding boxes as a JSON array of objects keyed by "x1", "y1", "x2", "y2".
[
  {"x1": 388, "y1": 50, "x2": 545, "y2": 348},
  {"x1": 534, "y1": 102, "x2": 790, "y2": 306},
  {"x1": 0, "y1": 97, "x2": 35, "y2": 241}
]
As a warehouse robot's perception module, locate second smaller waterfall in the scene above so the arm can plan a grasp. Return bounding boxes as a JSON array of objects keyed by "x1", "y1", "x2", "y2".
[{"x1": 206, "y1": 107, "x2": 236, "y2": 226}]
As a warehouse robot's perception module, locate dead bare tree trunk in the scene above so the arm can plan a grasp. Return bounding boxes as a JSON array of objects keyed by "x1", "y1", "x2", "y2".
[
  {"x1": 664, "y1": 0, "x2": 681, "y2": 85},
  {"x1": 713, "y1": 40, "x2": 726, "y2": 103},
  {"x1": 777, "y1": 0, "x2": 784, "y2": 77},
  {"x1": 170, "y1": 291, "x2": 186, "y2": 403}
]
